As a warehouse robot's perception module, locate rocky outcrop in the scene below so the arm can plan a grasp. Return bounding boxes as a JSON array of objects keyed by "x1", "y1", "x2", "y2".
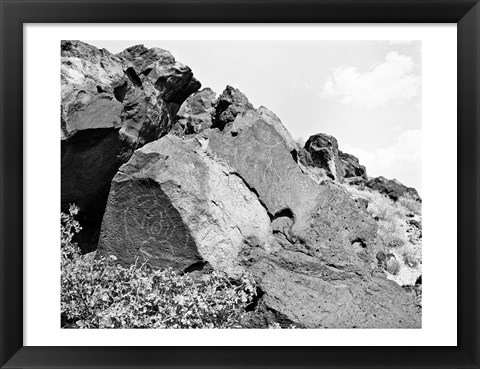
[
  {"x1": 61, "y1": 41, "x2": 200, "y2": 252},
  {"x1": 301, "y1": 133, "x2": 344, "y2": 181},
  {"x1": 98, "y1": 118, "x2": 421, "y2": 328},
  {"x1": 173, "y1": 85, "x2": 298, "y2": 153},
  {"x1": 366, "y1": 176, "x2": 421, "y2": 202},
  {"x1": 172, "y1": 88, "x2": 216, "y2": 135},
  {"x1": 64, "y1": 41, "x2": 421, "y2": 328},
  {"x1": 212, "y1": 85, "x2": 254, "y2": 130},
  {"x1": 98, "y1": 134, "x2": 272, "y2": 275},
  {"x1": 339, "y1": 150, "x2": 367, "y2": 179},
  {"x1": 300, "y1": 133, "x2": 367, "y2": 184}
]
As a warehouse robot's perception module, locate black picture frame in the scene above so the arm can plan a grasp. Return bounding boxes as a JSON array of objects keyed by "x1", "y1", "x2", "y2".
[{"x1": 1, "y1": 0, "x2": 479, "y2": 368}]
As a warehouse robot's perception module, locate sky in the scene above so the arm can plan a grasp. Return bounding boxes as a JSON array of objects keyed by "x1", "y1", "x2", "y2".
[{"x1": 85, "y1": 40, "x2": 422, "y2": 193}]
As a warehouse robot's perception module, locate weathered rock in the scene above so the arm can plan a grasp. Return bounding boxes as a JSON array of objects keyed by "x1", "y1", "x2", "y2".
[
  {"x1": 210, "y1": 121, "x2": 419, "y2": 327},
  {"x1": 119, "y1": 45, "x2": 200, "y2": 105},
  {"x1": 244, "y1": 246, "x2": 421, "y2": 328},
  {"x1": 366, "y1": 176, "x2": 421, "y2": 202},
  {"x1": 61, "y1": 40, "x2": 200, "y2": 252},
  {"x1": 300, "y1": 134, "x2": 367, "y2": 185},
  {"x1": 99, "y1": 117, "x2": 420, "y2": 328},
  {"x1": 98, "y1": 134, "x2": 272, "y2": 275},
  {"x1": 212, "y1": 85, "x2": 254, "y2": 129},
  {"x1": 343, "y1": 176, "x2": 367, "y2": 188},
  {"x1": 227, "y1": 106, "x2": 299, "y2": 153},
  {"x1": 75, "y1": 42, "x2": 422, "y2": 328},
  {"x1": 173, "y1": 88, "x2": 216, "y2": 135},
  {"x1": 302, "y1": 133, "x2": 345, "y2": 181},
  {"x1": 339, "y1": 150, "x2": 367, "y2": 179}
]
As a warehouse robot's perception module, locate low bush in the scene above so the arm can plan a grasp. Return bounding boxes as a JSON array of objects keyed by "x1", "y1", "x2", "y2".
[
  {"x1": 61, "y1": 205, "x2": 257, "y2": 329},
  {"x1": 398, "y1": 193, "x2": 422, "y2": 216},
  {"x1": 343, "y1": 184, "x2": 422, "y2": 281}
]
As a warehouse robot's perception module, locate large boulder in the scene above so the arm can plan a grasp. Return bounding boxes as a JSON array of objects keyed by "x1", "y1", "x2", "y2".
[
  {"x1": 172, "y1": 88, "x2": 217, "y2": 135},
  {"x1": 339, "y1": 150, "x2": 367, "y2": 179},
  {"x1": 99, "y1": 118, "x2": 421, "y2": 328},
  {"x1": 61, "y1": 41, "x2": 200, "y2": 252},
  {"x1": 366, "y1": 176, "x2": 421, "y2": 202},
  {"x1": 226, "y1": 106, "x2": 299, "y2": 153},
  {"x1": 212, "y1": 85, "x2": 254, "y2": 129},
  {"x1": 301, "y1": 133, "x2": 345, "y2": 181},
  {"x1": 300, "y1": 134, "x2": 368, "y2": 185},
  {"x1": 98, "y1": 134, "x2": 272, "y2": 275}
]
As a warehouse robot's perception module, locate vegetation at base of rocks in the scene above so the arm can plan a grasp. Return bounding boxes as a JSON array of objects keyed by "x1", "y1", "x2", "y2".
[
  {"x1": 268, "y1": 322, "x2": 297, "y2": 329},
  {"x1": 398, "y1": 194, "x2": 422, "y2": 215},
  {"x1": 343, "y1": 184, "x2": 422, "y2": 283},
  {"x1": 61, "y1": 205, "x2": 257, "y2": 329}
]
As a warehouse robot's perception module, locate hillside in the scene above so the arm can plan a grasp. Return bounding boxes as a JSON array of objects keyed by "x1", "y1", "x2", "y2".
[{"x1": 61, "y1": 40, "x2": 422, "y2": 328}]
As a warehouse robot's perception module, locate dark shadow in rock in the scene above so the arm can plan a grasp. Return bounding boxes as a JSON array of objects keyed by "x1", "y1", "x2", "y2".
[
  {"x1": 113, "y1": 81, "x2": 128, "y2": 103},
  {"x1": 125, "y1": 67, "x2": 142, "y2": 87}
]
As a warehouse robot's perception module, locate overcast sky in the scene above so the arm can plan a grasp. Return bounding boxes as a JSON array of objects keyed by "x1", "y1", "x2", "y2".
[{"x1": 85, "y1": 40, "x2": 422, "y2": 193}]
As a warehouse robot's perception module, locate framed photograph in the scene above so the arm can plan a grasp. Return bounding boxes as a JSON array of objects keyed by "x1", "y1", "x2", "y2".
[{"x1": 1, "y1": 0, "x2": 479, "y2": 368}]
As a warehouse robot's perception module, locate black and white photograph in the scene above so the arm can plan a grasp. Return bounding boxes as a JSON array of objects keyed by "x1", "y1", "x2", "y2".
[{"x1": 60, "y1": 39, "x2": 422, "y2": 329}]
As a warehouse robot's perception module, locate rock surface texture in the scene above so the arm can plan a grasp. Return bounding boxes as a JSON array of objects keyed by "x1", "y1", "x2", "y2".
[
  {"x1": 300, "y1": 133, "x2": 367, "y2": 184},
  {"x1": 61, "y1": 41, "x2": 200, "y2": 252},
  {"x1": 99, "y1": 120, "x2": 421, "y2": 328},
  {"x1": 63, "y1": 41, "x2": 422, "y2": 328},
  {"x1": 366, "y1": 176, "x2": 421, "y2": 202},
  {"x1": 172, "y1": 88, "x2": 217, "y2": 134}
]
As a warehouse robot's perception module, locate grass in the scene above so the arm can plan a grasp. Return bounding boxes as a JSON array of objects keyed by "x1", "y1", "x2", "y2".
[{"x1": 342, "y1": 184, "x2": 422, "y2": 285}]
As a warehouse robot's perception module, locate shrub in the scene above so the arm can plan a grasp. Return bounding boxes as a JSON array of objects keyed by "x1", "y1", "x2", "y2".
[
  {"x1": 343, "y1": 184, "x2": 411, "y2": 251},
  {"x1": 61, "y1": 204, "x2": 82, "y2": 262},
  {"x1": 61, "y1": 207, "x2": 257, "y2": 329},
  {"x1": 398, "y1": 194, "x2": 422, "y2": 215}
]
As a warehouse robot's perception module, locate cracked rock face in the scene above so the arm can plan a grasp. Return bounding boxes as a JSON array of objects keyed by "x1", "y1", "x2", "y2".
[
  {"x1": 98, "y1": 118, "x2": 421, "y2": 328},
  {"x1": 98, "y1": 134, "x2": 272, "y2": 275},
  {"x1": 65, "y1": 41, "x2": 421, "y2": 329},
  {"x1": 173, "y1": 88, "x2": 217, "y2": 135},
  {"x1": 339, "y1": 150, "x2": 367, "y2": 180},
  {"x1": 300, "y1": 133, "x2": 367, "y2": 184},
  {"x1": 61, "y1": 40, "x2": 200, "y2": 252}
]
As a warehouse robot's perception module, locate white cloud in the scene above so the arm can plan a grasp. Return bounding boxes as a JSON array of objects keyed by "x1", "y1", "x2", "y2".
[
  {"x1": 342, "y1": 129, "x2": 422, "y2": 192},
  {"x1": 320, "y1": 51, "x2": 420, "y2": 108}
]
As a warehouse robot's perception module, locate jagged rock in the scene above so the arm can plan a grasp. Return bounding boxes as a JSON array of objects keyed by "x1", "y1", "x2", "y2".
[
  {"x1": 302, "y1": 133, "x2": 345, "y2": 181},
  {"x1": 339, "y1": 151, "x2": 367, "y2": 179},
  {"x1": 227, "y1": 106, "x2": 299, "y2": 153},
  {"x1": 173, "y1": 88, "x2": 216, "y2": 135},
  {"x1": 119, "y1": 45, "x2": 200, "y2": 105},
  {"x1": 366, "y1": 176, "x2": 421, "y2": 202},
  {"x1": 213, "y1": 85, "x2": 254, "y2": 129},
  {"x1": 98, "y1": 134, "x2": 272, "y2": 274},
  {"x1": 61, "y1": 40, "x2": 200, "y2": 252},
  {"x1": 300, "y1": 134, "x2": 367, "y2": 185},
  {"x1": 99, "y1": 118, "x2": 421, "y2": 328},
  {"x1": 210, "y1": 122, "x2": 419, "y2": 328},
  {"x1": 66, "y1": 42, "x2": 421, "y2": 328}
]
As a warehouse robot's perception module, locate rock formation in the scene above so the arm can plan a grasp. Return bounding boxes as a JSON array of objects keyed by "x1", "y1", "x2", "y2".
[
  {"x1": 299, "y1": 133, "x2": 367, "y2": 184},
  {"x1": 366, "y1": 176, "x2": 421, "y2": 202},
  {"x1": 61, "y1": 41, "x2": 200, "y2": 252},
  {"x1": 172, "y1": 87, "x2": 217, "y2": 135},
  {"x1": 98, "y1": 118, "x2": 421, "y2": 328},
  {"x1": 62, "y1": 41, "x2": 422, "y2": 328}
]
